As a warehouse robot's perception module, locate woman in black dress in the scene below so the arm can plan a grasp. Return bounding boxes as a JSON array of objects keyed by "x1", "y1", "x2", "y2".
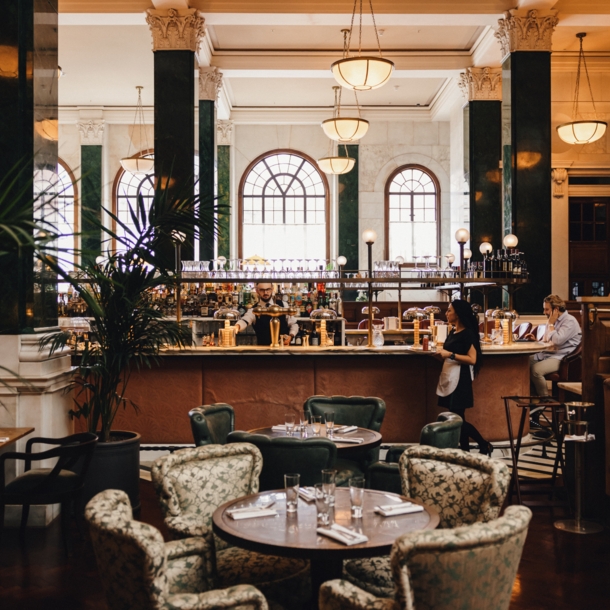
[{"x1": 437, "y1": 299, "x2": 492, "y2": 455}]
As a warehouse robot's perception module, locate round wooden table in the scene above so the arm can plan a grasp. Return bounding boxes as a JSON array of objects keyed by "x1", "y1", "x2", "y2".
[
  {"x1": 248, "y1": 426, "x2": 382, "y2": 455},
  {"x1": 212, "y1": 487, "x2": 439, "y2": 608}
]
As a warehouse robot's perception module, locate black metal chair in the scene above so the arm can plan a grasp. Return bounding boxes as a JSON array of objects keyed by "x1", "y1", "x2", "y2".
[
  {"x1": 226, "y1": 431, "x2": 339, "y2": 491},
  {"x1": 0, "y1": 432, "x2": 98, "y2": 552},
  {"x1": 189, "y1": 403, "x2": 235, "y2": 446}
]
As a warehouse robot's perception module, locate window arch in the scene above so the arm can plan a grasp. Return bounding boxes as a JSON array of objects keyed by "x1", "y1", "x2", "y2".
[
  {"x1": 238, "y1": 149, "x2": 330, "y2": 260},
  {"x1": 384, "y1": 164, "x2": 440, "y2": 261}
]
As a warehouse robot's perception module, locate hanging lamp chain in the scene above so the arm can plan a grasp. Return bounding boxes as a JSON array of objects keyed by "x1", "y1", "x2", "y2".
[
  {"x1": 573, "y1": 33, "x2": 597, "y2": 119},
  {"x1": 369, "y1": 0, "x2": 383, "y2": 56},
  {"x1": 344, "y1": 0, "x2": 383, "y2": 59}
]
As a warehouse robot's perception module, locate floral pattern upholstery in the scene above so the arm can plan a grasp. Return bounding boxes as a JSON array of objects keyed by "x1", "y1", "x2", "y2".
[
  {"x1": 151, "y1": 444, "x2": 310, "y2": 606},
  {"x1": 345, "y1": 447, "x2": 510, "y2": 598},
  {"x1": 322, "y1": 505, "x2": 532, "y2": 610},
  {"x1": 85, "y1": 489, "x2": 269, "y2": 610}
]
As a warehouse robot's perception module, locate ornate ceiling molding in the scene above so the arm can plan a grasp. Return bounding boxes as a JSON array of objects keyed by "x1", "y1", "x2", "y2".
[
  {"x1": 495, "y1": 9, "x2": 558, "y2": 60},
  {"x1": 217, "y1": 120, "x2": 233, "y2": 145},
  {"x1": 199, "y1": 66, "x2": 223, "y2": 101},
  {"x1": 78, "y1": 119, "x2": 104, "y2": 145},
  {"x1": 459, "y1": 67, "x2": 501, "y2": 101},
  {"x1": 146, "y1": 7, "x2": 206, "y2": 52}
]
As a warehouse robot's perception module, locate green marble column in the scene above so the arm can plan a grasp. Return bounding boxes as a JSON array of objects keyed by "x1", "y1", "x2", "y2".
[
  {"x1": 217, "y1": 144, "x2": 231, "y2": 260},
  {"x1": 338, "y1": 145, "x2": 359, "y2": 300},
  {"x1": 80, "y1": 145, "x2": 102, "y2": 263},
  {"x1": 198, "y1": 99, "x2": 215, "y2": 261},
  {"x1": 0, "y1": 0, "x2": 58, "y2": 333}
]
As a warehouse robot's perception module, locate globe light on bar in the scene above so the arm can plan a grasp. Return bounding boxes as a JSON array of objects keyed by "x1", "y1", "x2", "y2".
[
  {"x1": 317, "y1": 156, "x2": 356, "y2": 175},
  {"x1": 337, "y1": 255, "x2": 347, "y2": 267},
  {"x1": 503, "y1": 234, "x2": 519, "y2": 248},
  {"x1": 479, "y1": 242, "x2": 493, "y2": 255},
  {"x1": 321, "y1": 117, "x2": 369, "y2": 142},
  {"x1": 463, "y1": 248, "x2": 472, "y2": 260},
  {"x1": 455, "y1": 228, "x2": 470, "y2": 244},
  {"x1": 557, "y1": 120, "x2": 607, "y2": 145},
  {"x1": 362, "y1": 229, "x2": 377, "y2": 244},
  {"x1": 445, "y1": 253, "x2": 455, "y2": 265},
  {"x1": 120, "y1": 157, "x2": 155, "y2": 175},
  {"x1": 331, "y1": 56, "x2": 395, "y2": 92}
]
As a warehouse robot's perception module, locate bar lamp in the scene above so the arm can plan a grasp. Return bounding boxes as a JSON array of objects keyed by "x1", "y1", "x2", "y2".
[
  {"x1": 362, "y1": 229, "x2": 377, "y2": 347},
  {"x1": 455, "y1": 228, "x2": 470, "y2": 273},
  {"x1": 503, "y1": 234, "x2": 518, "y2": 249},
  {"x1": 337, "y1": 255, "x2": 347, "y2": 278}
]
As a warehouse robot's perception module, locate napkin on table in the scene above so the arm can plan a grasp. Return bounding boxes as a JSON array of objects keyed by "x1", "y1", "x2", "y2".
[
  {"x1": 317, "y1": 523, "x2": 368, "y2": 546},
  {"x1": 298, "y1": 487, "x2": 316, "y2": 502},
  {"x1": 374, "y1": 502, "x2": 424, "y2": 517},
  {"x1": 271, "y1": 425, "x2": 287, "y2": 431},
  {"x1": 334, "y1": 437, "x2": 364, "y2": 444},
  {"x1": 227, "y1": 507, "x2": 278, "y2": 520},
  {"x1": 335, "y1": 425, "x2": 358, "y2": 434}
]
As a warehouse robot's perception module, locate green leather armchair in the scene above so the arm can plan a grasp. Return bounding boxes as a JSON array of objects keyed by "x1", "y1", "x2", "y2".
[
  {"x1": 367, "y1": 412, "x2": 463, "y2": 495},
  {"x1": 189, "y1": 403, "x2": 235, "y2": 446},
  {"x1": 226, "y1": 431, "x2": 338, "y2": 491}
]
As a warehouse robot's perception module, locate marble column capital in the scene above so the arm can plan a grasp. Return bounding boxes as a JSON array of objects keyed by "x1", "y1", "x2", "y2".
[
  {"x1": 217, "y1": 120, "x2": 233, "y2": 146},
  {"x1": 459, "y1": 67, "x2": 502, "y2": 101},
  {"x1": 199, "y1": 66, "x2": 223, "y2": 101},
  {"x1": 146, "y1": 7, "x2": 206, "y2": 52},
  {"x1": 78, "y1": 119, "x2": 104, "y2": 145},
  {"x1": 552, "y1": 168, "x2": 568, "y2": 198},
  {"x1": 495, "y1": 9, "x2": 558, "y2": 60}
]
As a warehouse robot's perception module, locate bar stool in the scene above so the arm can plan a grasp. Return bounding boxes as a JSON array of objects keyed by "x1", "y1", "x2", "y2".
[
  {"x1": 554, "y1": 402, "x2": 603, "y2": 534},
  {"x1": 502, "y1": 395, "x2": 567, "y2": 506}
]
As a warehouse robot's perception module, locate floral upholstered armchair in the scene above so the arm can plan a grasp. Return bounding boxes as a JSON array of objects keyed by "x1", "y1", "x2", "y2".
[
  {"x1": 321, "y1": 505, "x2": 532, "y2": 610},
  {"x1": 151, "y1": 443, "x2": 310, "y2": 607},
  {"x1": 85, "y1": 489, "x2": 268, "y2": 610},
  {"x1": 345, "y1": 446, "x2": 511, "y2": 598}
]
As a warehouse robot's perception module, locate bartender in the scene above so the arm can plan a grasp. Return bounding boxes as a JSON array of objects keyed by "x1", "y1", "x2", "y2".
[{"x1": 234, "y1": 283, "x2": 298, "y2": 346}]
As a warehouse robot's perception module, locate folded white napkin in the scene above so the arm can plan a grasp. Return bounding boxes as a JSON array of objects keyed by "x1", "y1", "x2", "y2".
[
  {"x1": 317, "y1": 523, "x2": 368, "y2": 546},
  {"x1": 227, "y1": 507, "x2": 278, "y2": 520},
  {"x1": 271, "y1": 425, "x2": 286, "y2": 431},
  {"x1": 374, "y1": 502, "x2": 424, "y2": 517},
  {"x1": 0, "y1": 437, "x2": 10, "y2": 442},
  {"x1": 335, "y1": 425, "x2": 358, "y2": 434},
  {"x1": 298, "y1": 487, "x2": 316, "y2": 502},
  {"x1": 334, "y1": 437, "x2": 364, "y2": 444}
]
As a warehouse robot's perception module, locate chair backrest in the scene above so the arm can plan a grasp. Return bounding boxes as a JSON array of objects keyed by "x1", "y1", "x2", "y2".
[
  {"x1": 227, "y1": 432, "x2": 337, "y2": 491},
  {"x1": 399, "y1": 446, "x2": 510, "y2": 529},
  {"x1": 85, "y1": 489, "x2": 168, "y2": 610},
  {"x1": 419, "y1": 412, "x2": 462, "y2": 449},
  {"x1": 514, "y1": 322, "x2": 533, "y2": 339},
  {"x1": 390, "y1": 505, "x2": 532, "y2": 610},
  {"x1": 151, "y1": 443, "x2": 262, "y2": 530},
  {"x1": 189, "y1": 403, "x2": 235, "y2": 446},
  {"x1": 303, "y1": 395, "x2": 386, "y2": 431}
]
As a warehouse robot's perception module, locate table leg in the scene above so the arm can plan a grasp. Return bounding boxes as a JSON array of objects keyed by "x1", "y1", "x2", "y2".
[{"x1": 310, "y1": 555, "x2": 344, "y2": 609}]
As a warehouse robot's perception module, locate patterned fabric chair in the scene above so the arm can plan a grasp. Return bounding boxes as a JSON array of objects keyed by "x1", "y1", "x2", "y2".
[
  {"x1": 85, "y1": 489, "x2": 268, "y2": 610},
  {"x1": 320, "y1": 505, "x2": 532, "y2": 610},
  {"x1": 189, "y1": 403, "x2": 235, "y2": 446},
  {"x1": 151, "y1": 443, "x2": 309, "y2": 606},
  {"x1": 345, "y1": 446, "x2": 511, "y2": 599}
]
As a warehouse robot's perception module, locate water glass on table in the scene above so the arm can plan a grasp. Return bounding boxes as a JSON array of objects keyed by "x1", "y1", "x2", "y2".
[
  {"x1": 314, "y1": 482, "x2": 331, "y2": 526},
  {"x1": 349, "y1": 476, "x2": 365, "y2": 518},
  {"x1": 285, "y1": 413, "x2": 296, "y2": 437},
  {"x1": 299, "y1": 410, "x2": 308, "y2": 437},
  {"x1": 311, "y1": 415, "x2": 322, "y2": 437},
  {"x1": 284, "y1": 473, "x2": 300, "y2": 513},
  {"x1": 325, "y1": 411, "x2": 335, "y2": 439},
  {"x1": 322, "y1": 468, "x2": 336, "y2": 507}
]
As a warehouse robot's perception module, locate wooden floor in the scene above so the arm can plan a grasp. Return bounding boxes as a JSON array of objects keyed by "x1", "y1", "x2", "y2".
[{"x1": 1, "y1": 480, "x2": 609, "y2": 609}]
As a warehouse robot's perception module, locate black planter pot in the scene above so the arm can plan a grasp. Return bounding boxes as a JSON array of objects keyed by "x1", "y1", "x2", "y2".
[{"x1": 79, "y1": 431, "x2": 141, "y2": 513}]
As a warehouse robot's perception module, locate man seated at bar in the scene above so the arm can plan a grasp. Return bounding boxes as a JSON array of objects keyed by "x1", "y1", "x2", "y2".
[
  {"x1": 529, "y1": 294, "x2": 581, "y2": 415},
  {"x1": 234, "y1": 283, "x2": 298, "y2": 346}
]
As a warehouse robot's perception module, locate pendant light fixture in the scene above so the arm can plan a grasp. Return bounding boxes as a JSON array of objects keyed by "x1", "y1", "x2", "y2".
[
  {"x1": 321, "y1": 86, "x2": 369, "y2": 143},
  {"x1": 317, "y1": 138, "x2": 355, "y2": 175},
  {"x1": 557, "y1": 33, "x2": 607, "y2": 145},
  {"x1": 331, "y1": 0, "x2": 394, "y2": 91},
  {"x1": 120, "y1": 86, "x2": 155, "y2": 175}
]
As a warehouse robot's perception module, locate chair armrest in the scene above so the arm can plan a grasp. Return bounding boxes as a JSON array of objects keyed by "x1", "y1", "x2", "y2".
[
  {"x1": 165, "y1": 537, "x2": 216, "y2": 593},
  {"x1": 165, "y1": 536, "x2": 210, "y2": 561},
  {"x1": 366, "y1": 463, "x2": 402, "y2": 495},
  {"x1": 165, "y1": 515, "x2": 214, "y2": 542},
  {"x1": 385, "y1": 445, "x2": 409, "y2": 463},
  {"x1": 319, "y1": 579, "x2": 398, "y2": 610},
  {"x1": 166, "y1": 585, "x2": 268, "y2": 610}
]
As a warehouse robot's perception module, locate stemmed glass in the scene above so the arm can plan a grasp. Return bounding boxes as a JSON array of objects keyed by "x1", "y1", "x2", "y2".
[{"x1": 413, "y1": 256, "x2": 421, "y2": 278}]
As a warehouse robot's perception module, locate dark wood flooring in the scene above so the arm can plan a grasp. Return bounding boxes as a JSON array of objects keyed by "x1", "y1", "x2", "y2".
[{"x1": 1, "y1": 480, "x2": 608, "y2": 609}]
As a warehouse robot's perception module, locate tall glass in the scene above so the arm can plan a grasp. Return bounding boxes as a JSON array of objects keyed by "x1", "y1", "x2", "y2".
[
  {"x1": 284, "y1": 473, "x2": 300, "y2": 513},
  {"x1": 314, "y1": 483, "x2": 331, "y2": 526},
  {"x1": 299, "y1": 410, "x2": 308, "y2": 437},
  {"x1": 285, "y1": 413, "x2": 296, "y2": 437},
  {"x1": 311, "y1": 415, "x2": 322, "y2": 437},
  {"x1": 321, "y1": 469, "x2": 336, "y2": 507},
  {"x1": 349, "y1": 476, "x2": 365, "y2": 518},
  {"x1": 324, "y1": 412, "x2": 335, "y2": 439}
]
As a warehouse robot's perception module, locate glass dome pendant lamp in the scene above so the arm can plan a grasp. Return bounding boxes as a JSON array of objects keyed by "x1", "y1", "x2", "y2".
[
  {"x1": 321, "y1": 85, "x2": 369, "y2": 143},
  {"x1": 317, "y1": 136, "x2": 356, "y2": 175},
  {"x1": 120, "y1": 86, "x2": 155, "y2": 175},
  {"x1": 331, "y1": 0, "x2": 394, "y2": 92},
  {"x1": 557, "y1": 33, "x2": 607, "y2": 145}
]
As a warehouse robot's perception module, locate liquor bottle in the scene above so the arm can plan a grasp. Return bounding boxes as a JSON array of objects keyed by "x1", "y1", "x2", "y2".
[
  {"x1": 520, "y1": 255, "x2": 528, "y2": 279},
  {"x1": 294, "y1": 327, "x2": 303, "y2": 346},
  {"x1": 311, "y1": 326, "x2": 320, "y2": 346},
  {"x1": 512, "y1": 252, "x2": 521, "y2": 278},
  {"x1": 305, "y1": 293, "x2": 313, "y2": 317}
]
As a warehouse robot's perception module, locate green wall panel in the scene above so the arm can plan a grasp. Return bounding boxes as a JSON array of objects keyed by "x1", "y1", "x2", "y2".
[{"x1": 217, "y1": 145, "x2": 230, "y2": 259}]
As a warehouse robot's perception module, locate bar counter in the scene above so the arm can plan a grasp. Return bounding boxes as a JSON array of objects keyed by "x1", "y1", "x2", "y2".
[{"x1": 111, "y1": 343, "x2": 545, "y2": 445}]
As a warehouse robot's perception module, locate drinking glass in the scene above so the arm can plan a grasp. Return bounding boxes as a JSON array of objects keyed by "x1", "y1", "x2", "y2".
[
  {"x1": 324, "y1": 412, "x2": 335, "y2": 439},
  {"x1": 321, "y1": 469, "x2": 336, "y2": 507},
  {"x1": 299, "y1": 410, "x2": 308, "y2": 437},
  {"x1": 349, "y1": 476, "x2": 365, "y2": 518},
  {"x1": 285, "y1": 413, "x2": 296, "y2": 437},
  {"x1": 284, "y1": 473, "x2": 300, "y2": 513},
  {"x1": 314, "y1": 483, "x2": 331, "y2": 526},
  {"x1": 311, "y1": 415, "x2": 322, "y2": 437}
]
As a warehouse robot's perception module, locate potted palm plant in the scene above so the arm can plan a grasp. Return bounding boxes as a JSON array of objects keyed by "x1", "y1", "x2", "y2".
[{"x1": 44, "y1": 174, "x2": 220, "y2": 511}]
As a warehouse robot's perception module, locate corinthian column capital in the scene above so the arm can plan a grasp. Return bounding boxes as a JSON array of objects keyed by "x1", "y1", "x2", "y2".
[
  {"x1": 199, "y1": 66, "x2": 223, "y2": 101},
  {"x1": 495, "y1": 9, "x2": 558, "y2": 60},
  {"x1": 146, "y1": 7, "x2": 206, "y2": 52},
  {"x1": 459, "y1": 67, "x2": 502, "y2": 101},
  {"x1": 78, "y1": 119, "x2": 104, "y2": 145},
  {"x1": 217, "y1": 120, "x2": 234, "y2": 146}
]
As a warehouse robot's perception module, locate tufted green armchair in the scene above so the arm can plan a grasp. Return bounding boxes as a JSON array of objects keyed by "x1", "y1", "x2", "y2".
[
  {"x1": 85, "y1": 489, "x2": 268, "y2": 610},
  {"x1": 345, "y1": 446, "x2": 511, "y2": 599},
  {"x1": 188, "y1": 403, "x2": 234, "y2": 446},
  {"x1": 151, "y1": 443, "x2": 310, "y2": 606},
  {"x1": 321, "y1": 505, "x2": 532, "y2": 610}
]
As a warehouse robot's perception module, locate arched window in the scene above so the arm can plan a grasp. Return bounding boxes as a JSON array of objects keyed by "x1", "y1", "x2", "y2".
[
  {"x1": 239, "y1": 150, "x2": 329, "y2": 260},
  {"x1": 385, "y1": 165, "x2": 440, "y2": 261}
]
